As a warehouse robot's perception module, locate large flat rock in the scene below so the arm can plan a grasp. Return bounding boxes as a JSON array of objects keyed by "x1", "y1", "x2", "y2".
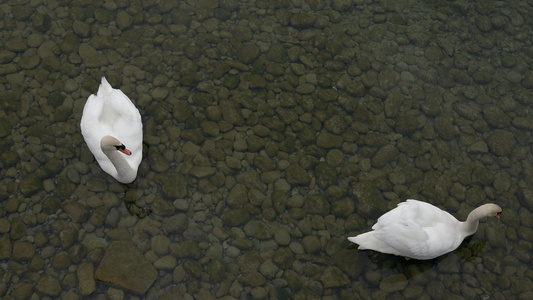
[{"x1": 95, "y1": 240, "x2": 157, "y2": 295}]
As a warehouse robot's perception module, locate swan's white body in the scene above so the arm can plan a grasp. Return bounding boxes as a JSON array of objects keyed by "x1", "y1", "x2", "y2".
[
  {"x1": 348, "y1": 199, "x2": 502, "y2": 260},
  {"x1": 80, "y1": 77, "x2": 143, "y2": 184}
]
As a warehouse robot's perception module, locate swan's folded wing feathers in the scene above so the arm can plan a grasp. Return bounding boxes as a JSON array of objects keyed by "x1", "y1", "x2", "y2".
[
  {"x1": 372, "y1": 200, "x2": 440, "y2": 258},
  {"x1": 110, "y1": 96, "x2": 142, "y2": 156},
  {"x1": 81, "y1": 95, "x2": 103, "y2": 131},
  {"x1": 80, "y1": 95, "x2": 105, "y2": 154},
  {"x1": 105, "y1": 86, "x2": 140, "y2": 118},
  {"x1": 373, "y1": 200, "x2": 419, "y2": 229},
  {"x1": 103, "y1": 85, "x2": 143, "y2": 168},
  {"x1": 376, "y1": 206, "x2": 460, "y2": 259},
  {"x1": 375, "y1": 219, "x2": 431, "y2": 258},
  {"x1": 80, "y1": 94, "x2": 116, "y2": 175},
  {"x1": 423, "y1": 224, "x2": 461, "y2": 256},
  {"x1": 402, "y1": 199, "x2": 454, "y2": 227},
  {"x1": 98, "y1": 86, "x2": 142, "y2": 141}
]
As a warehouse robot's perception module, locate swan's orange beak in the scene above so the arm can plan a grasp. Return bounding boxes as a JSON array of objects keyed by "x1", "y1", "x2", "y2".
[
  {"x1": 114, "y1": 144, "x2": 132, "y2": 155},
  {"x1": 119, "y1": 148, "x2": 132, "y2": 155},
  {"x1": 115, "y1": 144, "x2": 132, "y2": 156}
]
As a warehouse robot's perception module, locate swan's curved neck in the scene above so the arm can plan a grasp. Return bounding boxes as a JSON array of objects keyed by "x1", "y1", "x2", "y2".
[
  {"x1": 103, "y1": 147, "x2": 136, "y2": 183},
  {"x1": 461, "y1": 206, "x2": 487, "y2": 236}
]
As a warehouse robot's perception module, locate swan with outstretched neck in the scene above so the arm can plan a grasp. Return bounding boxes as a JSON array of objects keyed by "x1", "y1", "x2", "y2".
[
  {"x1": 348, "y1": 199, "x2": 502, "y2": 260},
  {"x1": 80, "y1": 77, "x2": 143, "y2": 184}
]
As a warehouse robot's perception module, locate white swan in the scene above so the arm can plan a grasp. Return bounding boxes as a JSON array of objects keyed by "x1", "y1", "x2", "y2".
[
  {"x1": 348, "y1": 199, "x2": 502, "y2": 260},
  {"x1": 80, "y1": 77, "x2": 143, "y2": 184}
]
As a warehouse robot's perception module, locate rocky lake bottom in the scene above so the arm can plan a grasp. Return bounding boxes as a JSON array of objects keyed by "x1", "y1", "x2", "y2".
[{"x1": 1, "y1": 0, "x2": 533, "y2": 299}]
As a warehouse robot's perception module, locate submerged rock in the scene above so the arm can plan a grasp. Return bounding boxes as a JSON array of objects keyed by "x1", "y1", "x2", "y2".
[
  {"x1": 36, "y1": 275, "x2": 62, "y2": 296},
  {"x1": 380, "y1": 274, "x2": 408, "y2": 292},
  {"x1": 351, "y1": 181, "x2": 388, "y2": 219},
  {"x1": 78, "y1": 262, "x2": 96, "y2": 297},
  {"x1": 320, "y1": 266, "x2": 350, "y2": 288},
  {"x1": 95, "y1": 240, "x2": 157, "y2": 295}
]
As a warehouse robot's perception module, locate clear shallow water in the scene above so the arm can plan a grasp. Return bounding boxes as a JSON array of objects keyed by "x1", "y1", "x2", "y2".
[{"x1": 1, "y1": 0, "x2": 532, "y2": 299}]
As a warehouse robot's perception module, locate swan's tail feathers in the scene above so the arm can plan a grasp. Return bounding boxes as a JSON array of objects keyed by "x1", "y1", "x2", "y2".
[
  {"x1": 348, "y1": 232, "x2": 399, "y2": 256},
  {"x1": 347, "y1": 236, "x2": 360, "y2": 246},
  {"x1": 99, "y1": 77, "x2": 123, "y2": 100},
  {"x1": 348, "y1": 232, "x2": 376, "y2": 250},
  {"x1": 100, "y1": 77, "x2": 112, "y2": 90}
]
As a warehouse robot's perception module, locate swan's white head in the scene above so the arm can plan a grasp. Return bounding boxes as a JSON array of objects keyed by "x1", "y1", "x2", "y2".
[
  {"x1": 484, "y1": 203, "x2": 502, "y2": 219},
  {"x1": 100, "y1": 135, "x2": 132, "y2": 156},
  {"x1": 469, "y1": 203, "x2": 502, "y2": 221}
]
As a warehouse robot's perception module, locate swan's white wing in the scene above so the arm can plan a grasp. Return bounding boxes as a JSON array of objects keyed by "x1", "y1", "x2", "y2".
[
  {"x1": 376, "y1": 220, "x2": 461, "y2": 259},
  {"x1": 81, "y1": 93, "x2": 117, "y2": 177}
]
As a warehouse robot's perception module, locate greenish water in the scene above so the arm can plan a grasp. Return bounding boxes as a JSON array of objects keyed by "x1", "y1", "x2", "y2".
[{"x1": 1, "y1": 0, "x2": 532, "y2": 299}]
